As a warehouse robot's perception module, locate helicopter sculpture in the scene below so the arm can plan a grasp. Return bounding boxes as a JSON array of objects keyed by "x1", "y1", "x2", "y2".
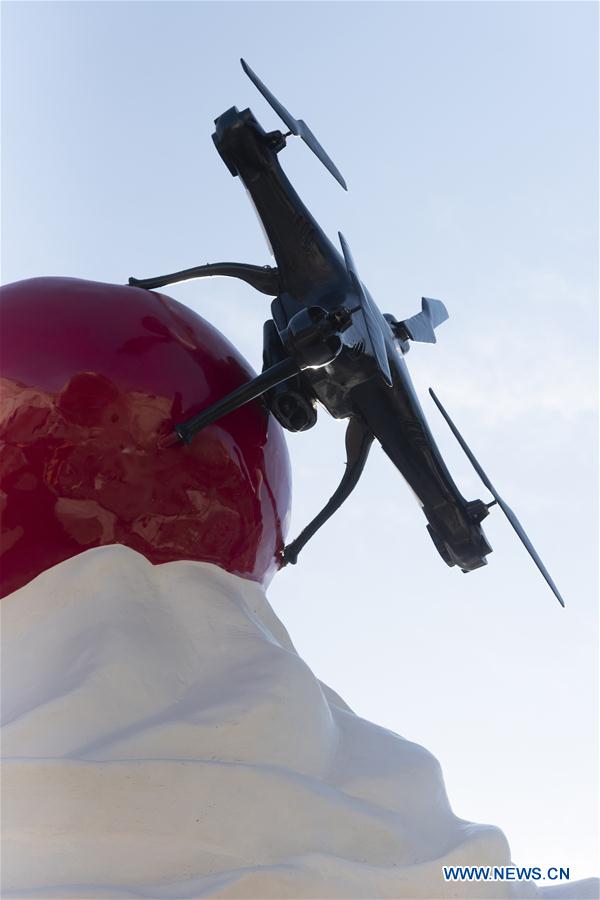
[{"x1": 130, "y1": 59, "x2": 564, "y2": 607}]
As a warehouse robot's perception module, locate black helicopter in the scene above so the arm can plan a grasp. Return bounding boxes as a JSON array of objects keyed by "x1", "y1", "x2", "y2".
[{"x1": 130, "y1": 59, "x2": 564, "y2": 607}]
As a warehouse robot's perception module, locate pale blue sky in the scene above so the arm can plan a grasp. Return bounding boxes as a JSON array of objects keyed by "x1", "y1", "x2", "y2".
[{"x1": 2, "y1": 0, "x2": 598, "y2": 881}]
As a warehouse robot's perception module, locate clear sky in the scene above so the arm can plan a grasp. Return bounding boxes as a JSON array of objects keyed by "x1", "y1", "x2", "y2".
[{"x1": 2, "y1": 0, "x2": 598, "y2": 882}]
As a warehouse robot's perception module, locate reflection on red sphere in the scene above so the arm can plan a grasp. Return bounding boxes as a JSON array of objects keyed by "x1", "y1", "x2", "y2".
[{"x1": 0, "y1": 277, "x2": 291, "y2": 597}]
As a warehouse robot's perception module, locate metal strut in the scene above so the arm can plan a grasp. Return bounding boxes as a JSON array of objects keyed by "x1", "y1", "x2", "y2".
[
  {"x1": 159, "y1": 358, "x2": 301, "y2": 448},
  {"x1": 282, "y1": 416, "x2": 374, "y2": 565},
  {"x1": 129, "y1": 262, "x2": 281, "y2": 296}
]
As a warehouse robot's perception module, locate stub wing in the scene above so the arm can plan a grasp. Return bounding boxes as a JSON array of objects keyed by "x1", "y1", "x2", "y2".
[{"x1": 338, "y1": 232, "x2": 393, "y2": 386}]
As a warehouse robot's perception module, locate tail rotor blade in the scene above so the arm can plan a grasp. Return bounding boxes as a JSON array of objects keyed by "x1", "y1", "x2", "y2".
[
  {"x1": 241, "y1": 58, "x2": 299, "y2": 133},
  {"x1": 429, "y1": 388, "x2": 565, "y2": 608},
  {"x1": 292, "y1": 120, "x2": 348, "y2": 192},
  {"x1": 495, "y1": 496, "x2": 565, "y2": 608},
  {"x1": 240, "y1": 59, "x2": 347, "y2": 190},
  {"x1": 339, "y1": 233, "x2": 392, "y2": 387}
]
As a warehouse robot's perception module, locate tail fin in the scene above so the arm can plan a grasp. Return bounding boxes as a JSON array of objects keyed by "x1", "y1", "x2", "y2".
[{"x1": 400, "y1": 298, "x2": 449, "y2": 344}]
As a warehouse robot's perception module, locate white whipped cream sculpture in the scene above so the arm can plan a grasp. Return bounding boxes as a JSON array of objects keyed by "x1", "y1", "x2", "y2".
[{"x1": 2, "y1": 546, "x2": 597, "y2": 899}]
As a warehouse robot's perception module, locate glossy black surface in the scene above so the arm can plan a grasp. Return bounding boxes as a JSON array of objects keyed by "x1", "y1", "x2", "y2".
[
  {"x1": 130, "y1": 60, "x2": 565, "y2": 598},
  {"x1": 207, "y1": 73, "x2": 492, "y2": 573}
]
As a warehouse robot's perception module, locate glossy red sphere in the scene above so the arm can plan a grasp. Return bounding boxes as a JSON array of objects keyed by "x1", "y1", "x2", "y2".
[{"x1": 0, "y1": 277, "x2": 291, "y2": 597}]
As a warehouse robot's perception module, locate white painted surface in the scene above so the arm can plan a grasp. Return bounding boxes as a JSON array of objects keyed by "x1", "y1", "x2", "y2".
[{"x1": 1, "y1": 546, "x2": 596, "y2": 898}]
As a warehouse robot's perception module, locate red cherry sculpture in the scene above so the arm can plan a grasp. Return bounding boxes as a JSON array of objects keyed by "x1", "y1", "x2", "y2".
[{"x1": 0, "y1": 277, "x2": 292, "y2": 598}]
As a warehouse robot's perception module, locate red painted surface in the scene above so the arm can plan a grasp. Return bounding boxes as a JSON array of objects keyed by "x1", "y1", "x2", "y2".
[{"x1": 0, "y1": 277, "x2": 291, "y2": 597}]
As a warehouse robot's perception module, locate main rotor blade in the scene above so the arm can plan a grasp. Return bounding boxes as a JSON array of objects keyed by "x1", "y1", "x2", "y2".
[
  {"x1": 429, "y1": 388, "x2": 565, "y2": 608},
  {"x1": 240, "y1": 58, "x2": 348, "y2": 191},
  {"x1": 339, "y1": 232, "x2": 392, "y2": 387}
]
